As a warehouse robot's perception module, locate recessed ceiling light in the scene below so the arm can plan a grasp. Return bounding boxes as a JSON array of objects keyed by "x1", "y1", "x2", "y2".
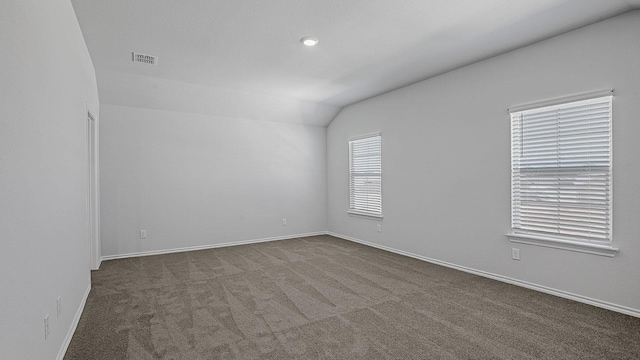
[{"x1": 300, "y1": 36, "x2": 319, "y2": 47}]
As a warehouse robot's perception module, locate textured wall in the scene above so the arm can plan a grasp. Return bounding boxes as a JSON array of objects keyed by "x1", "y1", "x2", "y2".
[{"x1": 328, "y1": 11, "x2": 640, "y2": 314}]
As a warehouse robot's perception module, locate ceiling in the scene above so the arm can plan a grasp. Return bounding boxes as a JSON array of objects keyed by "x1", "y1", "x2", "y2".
[{"x1": 71, "y1": 0, "x2": 640, "y2": 126}]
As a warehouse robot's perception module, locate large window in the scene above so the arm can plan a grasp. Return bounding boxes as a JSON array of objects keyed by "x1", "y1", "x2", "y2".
[
  {"x1": 509, "y1": 94, "x2": 614, "y2": 253},
  {"x1": 349, "y1": 134, "x2": 382, "y2": 218}
]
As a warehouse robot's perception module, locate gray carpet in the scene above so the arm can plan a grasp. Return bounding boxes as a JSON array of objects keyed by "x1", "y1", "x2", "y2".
[{"x1": 65, "y1": 235, "x2": 640, "y2": 359}]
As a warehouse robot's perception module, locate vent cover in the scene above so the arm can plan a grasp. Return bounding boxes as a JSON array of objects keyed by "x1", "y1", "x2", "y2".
[{"x1": 132, "y1": 52, "x2": 158, "y2": 65}]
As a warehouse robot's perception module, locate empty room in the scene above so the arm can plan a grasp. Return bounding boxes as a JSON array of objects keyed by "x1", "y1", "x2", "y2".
[{"x1": 3, "y1": 0, "x2": 640, "y2": 359}]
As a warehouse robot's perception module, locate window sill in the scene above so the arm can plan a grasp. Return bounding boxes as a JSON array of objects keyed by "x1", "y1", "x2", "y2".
[
  {"x1": 347, "y1": 211, "x2": 383, "y2": 220},
  {"x1": 507, "y1": 232, "x2": 618, "y2": 257}
]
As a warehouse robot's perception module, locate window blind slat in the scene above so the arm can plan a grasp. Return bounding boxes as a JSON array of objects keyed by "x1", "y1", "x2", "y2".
[
  {"x1": 510, "y1": 95, "x2": 612, "y2": 243},
  {"x1": 349, "y1": 135, "x2": 382, "y2": 216}
]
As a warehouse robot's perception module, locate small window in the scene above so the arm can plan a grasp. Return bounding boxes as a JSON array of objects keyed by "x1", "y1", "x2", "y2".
[
  {"x1": 349, "y1": 134, "x2": 382, "y2": 218},
  {"x1": 509, "y1": 95, "x2": 612, "y2": 246}
]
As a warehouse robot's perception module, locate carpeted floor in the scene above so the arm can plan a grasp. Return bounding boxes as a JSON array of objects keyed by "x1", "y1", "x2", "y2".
[{"x1": 65, "y1": 235, "x2": 640, "y2": 359}]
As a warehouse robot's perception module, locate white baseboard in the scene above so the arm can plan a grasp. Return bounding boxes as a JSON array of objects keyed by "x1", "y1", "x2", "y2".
[
  {"x1": 100, "y1": 232, "x2": 328, "y2": 262},
  {"x1": 328, "y1": 232, "x2": 640, "y2": 318},
  {"x1": 98, "y1": 230, "x2": 640, "y2": 318},
  {"x1": 91, "y1": 257, "x2": 102, "y2": 271},
  {"x1": 57, "y1": 284, "x2": 91, "y2": 360}
]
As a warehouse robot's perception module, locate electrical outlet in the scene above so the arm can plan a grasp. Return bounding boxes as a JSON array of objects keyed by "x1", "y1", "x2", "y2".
[
  {"x1": 512, "y1": 248, "x2": 521, "y2": 261},
  {"x1": 282, "y1": 218, "x2": 287, "y2": 226},
  {"x1": 56, "y1": 297, "x2": 62, "y2": 318},
  {"x1": 139, "y1": 229, "x2": 147, "y2": 239},
  {"x1": 377, "y1": 224, "x2": 381, "y2": 232},
  {"x1": 44, "y1": 314, "x2": 50, "y2": 340}
]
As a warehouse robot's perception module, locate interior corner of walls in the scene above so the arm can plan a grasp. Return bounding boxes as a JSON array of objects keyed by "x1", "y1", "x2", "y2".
[
  {"x1": 325, "y1": 12, "x2": 640, "y2": 319},
  {"x1": 94, "y1": 70, "x2": 337, "y2": 126},
  {"x1": 325, "y1": 106, "x2": 346, "y2": 128}
]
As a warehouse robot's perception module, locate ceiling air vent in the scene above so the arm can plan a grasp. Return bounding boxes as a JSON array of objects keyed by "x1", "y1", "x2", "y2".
[{"x1": 132, "y1": 52, "x2": 158, "y2": 65}]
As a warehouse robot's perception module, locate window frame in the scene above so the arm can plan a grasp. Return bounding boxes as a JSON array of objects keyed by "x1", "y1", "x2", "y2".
[
  {"x1": 506, "y1": 91, "x2": 618, "y2": 257},
  {"x1": 348, "y1": 133, "x2": 383, "y2": 219}
]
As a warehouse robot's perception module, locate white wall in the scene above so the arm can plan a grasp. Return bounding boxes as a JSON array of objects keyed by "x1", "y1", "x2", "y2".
[
  {"x1": 328, "y1": 11, "x2": 640, "y2": 315},
  {"x1": 0, "y1": 1, "x2": 99, "y2": 359},
  {"x1": 100, "y1": 104, "x2": 327, "y2": 257},
  {"x1": 96, "y1": 69, "x2": 342, "y2": 127}
]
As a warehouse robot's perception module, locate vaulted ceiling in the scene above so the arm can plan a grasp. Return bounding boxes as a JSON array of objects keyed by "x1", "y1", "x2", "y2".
[{"x1": 71, "y1": 0, "x2": 640, "y2": 126}]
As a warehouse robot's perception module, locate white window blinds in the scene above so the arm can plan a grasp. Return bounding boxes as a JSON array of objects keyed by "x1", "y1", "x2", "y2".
[
  {"x1": 510, "y1": 95, "x2": 612, "y2": 242},
  {"x1": 349, "y1": 134, "x2": 382, "y2": 217}
]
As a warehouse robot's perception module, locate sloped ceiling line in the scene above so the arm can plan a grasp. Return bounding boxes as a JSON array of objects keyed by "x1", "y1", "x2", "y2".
[{"x1": 71, "y1": 0, "x2": 640, "y2": 127}]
